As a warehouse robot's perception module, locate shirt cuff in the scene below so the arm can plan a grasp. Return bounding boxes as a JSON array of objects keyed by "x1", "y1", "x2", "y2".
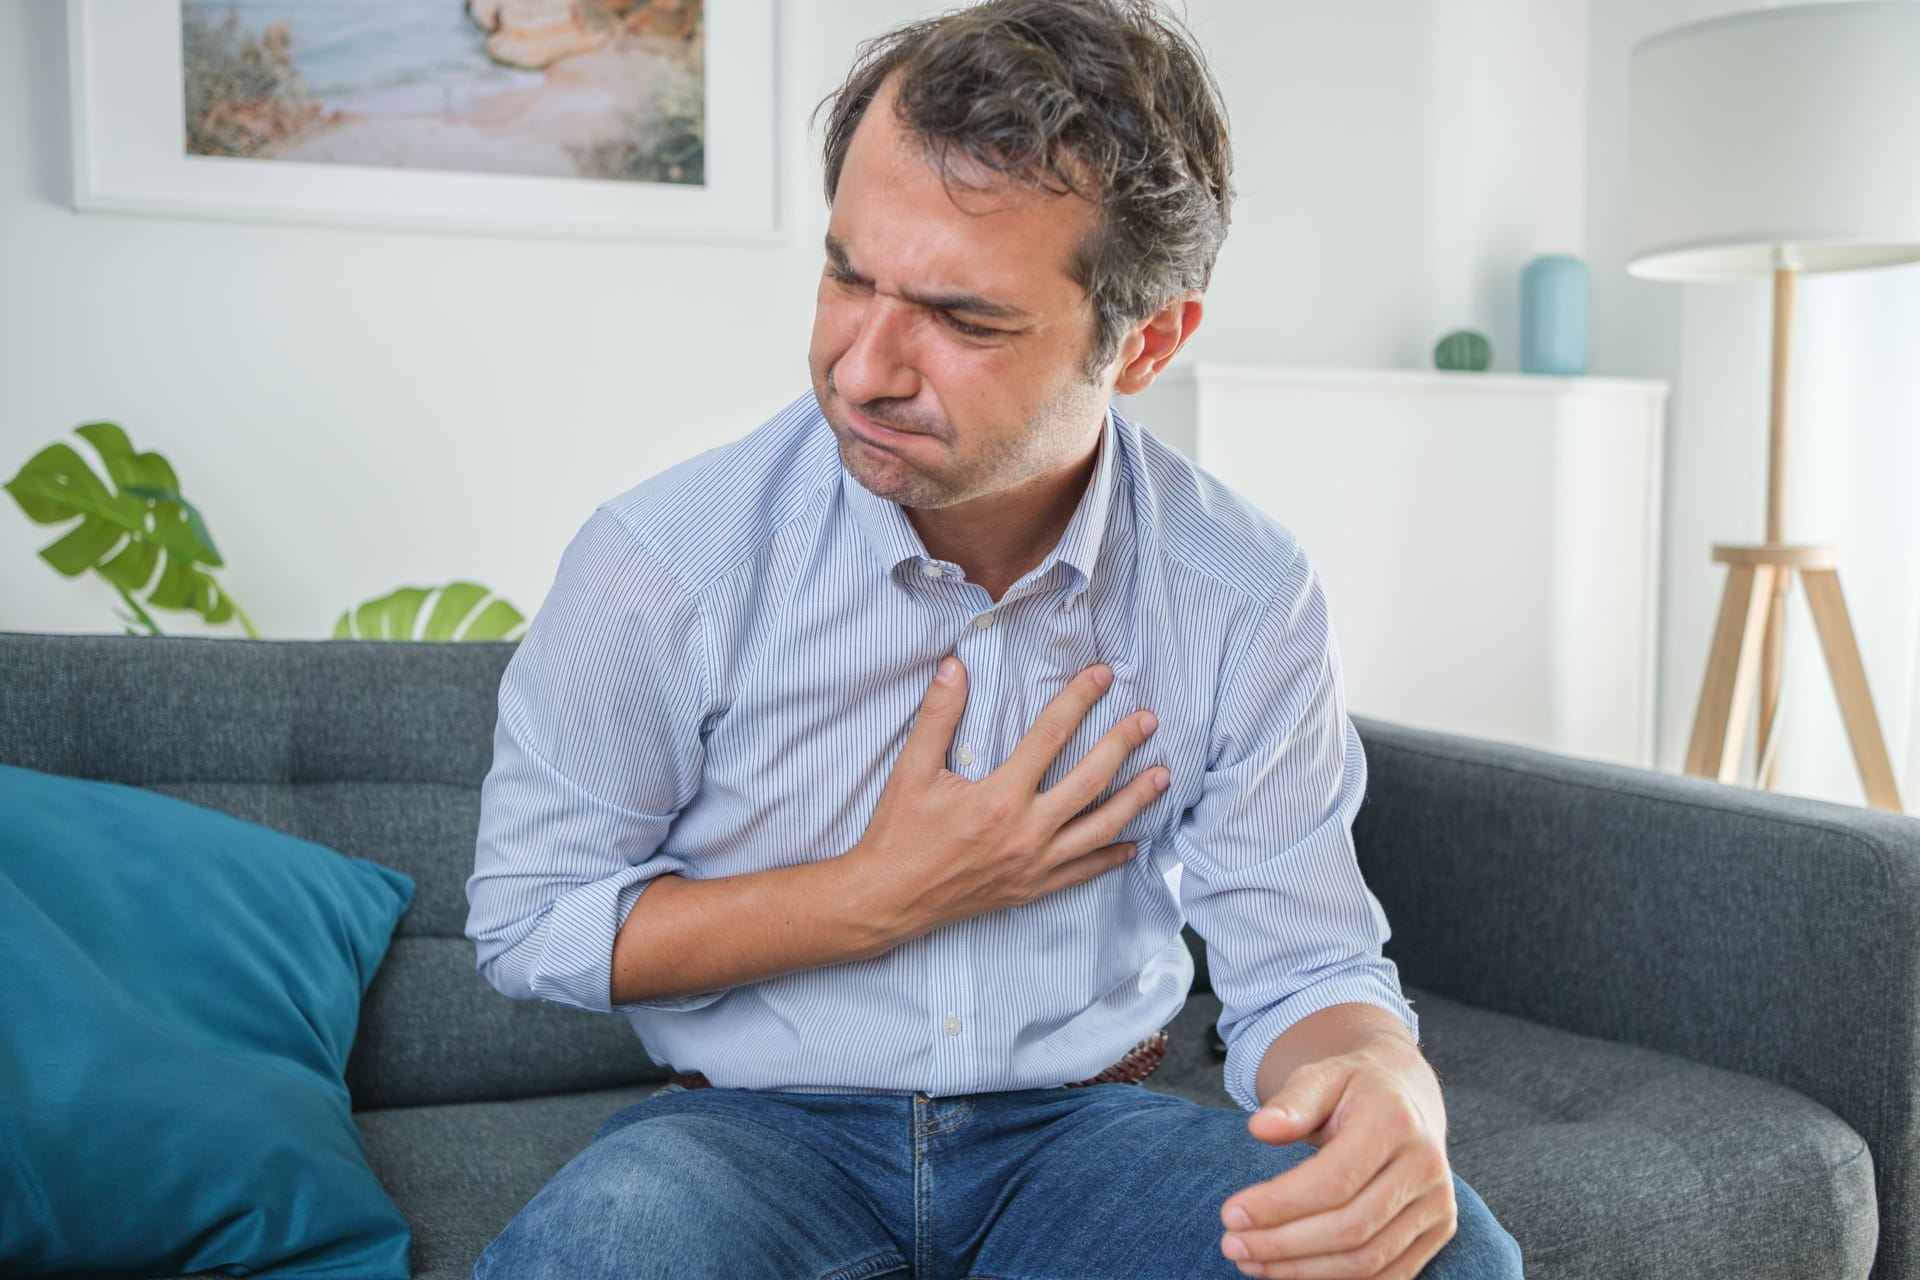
[
  {"x1": 1220, "y1": 963, "x2": 1420, "y2": 1112},
  {"x1": 524, "y1": 865, "x2": 724, "y2": 1015}
]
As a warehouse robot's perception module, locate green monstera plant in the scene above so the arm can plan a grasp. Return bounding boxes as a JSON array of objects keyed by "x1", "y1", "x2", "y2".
[
  {"x1": 6, "y1": 422, "x2": 525, "y2": 641},
  {"x1": 332, "y1": 584, "x2": 525, "y2": 642},
  {"x1": 5, "y1": 423, "x2": 258, "y2": 637}
]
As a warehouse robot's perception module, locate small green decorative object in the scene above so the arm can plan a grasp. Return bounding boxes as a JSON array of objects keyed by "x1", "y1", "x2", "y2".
[
  {"x1": 1434, "y1": 329, "x2": 1493, "y2": 372},
  {"x1": 332, "y1": 582, "x2": 526, "y2": 642}
]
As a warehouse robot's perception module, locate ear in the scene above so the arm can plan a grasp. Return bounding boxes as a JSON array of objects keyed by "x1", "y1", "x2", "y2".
[{"x1": 1112, "y1": 295, "x2": 1203, "y2": 397}]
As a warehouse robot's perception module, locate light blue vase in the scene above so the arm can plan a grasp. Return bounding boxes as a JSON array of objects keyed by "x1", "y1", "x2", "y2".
[{"x1": 1520, "y1": 255, "x2": 1589, "y2": 375}]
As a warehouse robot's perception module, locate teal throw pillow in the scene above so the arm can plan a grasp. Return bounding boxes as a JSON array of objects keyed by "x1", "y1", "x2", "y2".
[{"x1": 0, "y1": 764, "x2": 415, "y2": 1278}]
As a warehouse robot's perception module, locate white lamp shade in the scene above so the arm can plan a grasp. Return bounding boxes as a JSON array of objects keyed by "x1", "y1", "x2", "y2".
[{"x1": 1628, "y1": 1, "x2": 1920, "y2": 281}]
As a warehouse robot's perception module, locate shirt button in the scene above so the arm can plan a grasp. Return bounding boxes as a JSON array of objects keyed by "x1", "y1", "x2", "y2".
[
  {"x1": 943, "y1": 1015, "x2": 963, "y2": 1036},
  {"x1": 972, "y1": 611, "x2": 995, "y2": 629},
  {"x1": 920, "y1": 563, "x2": 943, "y2": 579},
  {"x1": 955, "y1": 745, "x2": 975, "y2": 767}
]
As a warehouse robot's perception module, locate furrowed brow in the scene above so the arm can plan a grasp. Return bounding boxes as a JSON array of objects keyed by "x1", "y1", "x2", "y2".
[
  {"x1": 823, "y1": 234, "x2": 1029, "y2": 322},
  {"x1": 904, "y1": 287, "x2": 1028, "y2": 321},
  {"x1": 824, "y1": 235, "x2": 862, "y2": 280}
]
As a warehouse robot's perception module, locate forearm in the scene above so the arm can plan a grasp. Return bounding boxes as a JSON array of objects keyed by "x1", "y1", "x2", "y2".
[
  {"x1": 610, "y1": 856, "x2": 904, "y2": 1004},
  {"x1": 1251, "y1": 1002, "x2": 1436, "y2": 1111}
]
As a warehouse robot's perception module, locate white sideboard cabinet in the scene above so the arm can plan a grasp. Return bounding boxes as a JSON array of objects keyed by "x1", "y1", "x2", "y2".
[{"x1": 1120, "y1": 365, "x2": 1668, "y2": 769}]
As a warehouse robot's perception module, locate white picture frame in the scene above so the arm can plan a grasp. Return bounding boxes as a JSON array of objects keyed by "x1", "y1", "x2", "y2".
[{"x1": 67, "y1": 0, "x2": 781, "y2": 243}]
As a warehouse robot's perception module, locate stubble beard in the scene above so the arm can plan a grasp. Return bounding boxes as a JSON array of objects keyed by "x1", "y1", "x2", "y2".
[{"x1": 825, "y1": 373, "x2": 1095, "y2": 512}]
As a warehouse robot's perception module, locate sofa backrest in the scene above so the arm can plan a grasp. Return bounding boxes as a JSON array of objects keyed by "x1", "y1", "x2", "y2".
[{"x1": 0, "y1": 631, "x2": 666, "y2": 1110}]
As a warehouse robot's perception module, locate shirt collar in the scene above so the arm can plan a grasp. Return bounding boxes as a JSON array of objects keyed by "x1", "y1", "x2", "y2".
[
  {"x1": 840, "y1": 459, "x2": 931, "y2": 573},
  {"x1": 1047, "y1": 406, "x2": 1119, "y2": 594},
  {"x1": 838, "y1": 405, "x2": 1122, "y2": 596}
]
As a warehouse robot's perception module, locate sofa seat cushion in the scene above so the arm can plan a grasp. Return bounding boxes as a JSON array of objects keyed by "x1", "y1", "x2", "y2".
[
  {"x1": 1402, "y1": 987, "x2": 1877, "y2": 1279},
  {"x1": 255, "y1": 989, "x2": 1873, "y2": 1280},
  {"x1": 1164, "y1": 988, "x2": 1874, "y2": 1277}
]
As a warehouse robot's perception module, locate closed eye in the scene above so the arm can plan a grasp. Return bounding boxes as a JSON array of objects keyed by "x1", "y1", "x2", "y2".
[
  {"x1": 942, "y1": 314, "x2": 1005, "y2": 339},
  {"x1": 830, "y1": 267, "x2": 1007, "y2": 339},
  {"x1": 822, "y1": 236, "x2": 1027, "y2": 340}
]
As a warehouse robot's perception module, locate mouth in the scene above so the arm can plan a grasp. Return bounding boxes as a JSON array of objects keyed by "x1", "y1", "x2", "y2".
[{"x1": 842, "y1": 400, "x2": 936, "y2": 451}]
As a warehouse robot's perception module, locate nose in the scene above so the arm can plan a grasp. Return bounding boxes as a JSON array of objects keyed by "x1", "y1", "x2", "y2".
[{"x1": 833, "y1": 295, "x2": 921, "y2": 407}]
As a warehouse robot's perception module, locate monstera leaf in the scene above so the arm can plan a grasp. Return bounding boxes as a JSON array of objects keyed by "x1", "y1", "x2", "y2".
[
  {"x1": 4, "y1": 423, "x2": 256, "y2": 637},
  {"x1": 333, "y1": 582, "x2": 526, "y2": 642}
]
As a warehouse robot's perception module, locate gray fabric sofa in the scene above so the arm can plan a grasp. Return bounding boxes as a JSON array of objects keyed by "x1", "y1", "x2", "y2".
[{"x1": 4, "y1": 630, "x2": 1916, "y2": 1279}]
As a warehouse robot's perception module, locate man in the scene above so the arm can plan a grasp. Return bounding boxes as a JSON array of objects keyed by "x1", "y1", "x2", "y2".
[{"x1": 466, "y1": 2, "x2": 1524, "y2": 1277}]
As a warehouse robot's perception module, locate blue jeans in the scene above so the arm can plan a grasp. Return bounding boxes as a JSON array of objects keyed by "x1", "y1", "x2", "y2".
[{"x1": 474, "y1": 1082, "x2": 1523, "y2": 1279}]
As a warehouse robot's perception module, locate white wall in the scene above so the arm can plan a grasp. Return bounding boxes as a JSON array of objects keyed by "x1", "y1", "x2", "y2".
[
  {"x1": 1585, "y1": 0, "x2": 1920, "y2": 808},
  {"x1": 1183, "y1": 0, "x2": 1588, "y2": 372},
  {"x1": 0, "y1": 0, "x2": 1591, "y2": 642},
  {"x1": 0, "y1": 0, "x2": 943, "y2": 639}
]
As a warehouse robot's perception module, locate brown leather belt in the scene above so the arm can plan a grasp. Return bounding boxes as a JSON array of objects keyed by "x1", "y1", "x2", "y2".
[{"x1": 668, "y1": 1030, "x2": 1170, "y2": 1092}]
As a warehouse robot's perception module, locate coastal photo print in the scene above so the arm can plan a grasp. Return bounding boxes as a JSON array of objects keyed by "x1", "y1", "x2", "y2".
[
  {"x1": 180, "y1": 1, "x2": 706, "y2": 186},
  {"x1": 67, "y1": 0, "x2": 777, "y2": 240}
]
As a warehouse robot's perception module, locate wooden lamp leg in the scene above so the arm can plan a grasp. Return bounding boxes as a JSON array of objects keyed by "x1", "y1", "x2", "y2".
[
  {"x1": 1800, "y1": 568, "x2": 1904, "y2": 812},
  {"x1": 1686, "y1": 562, "x2": 1777, "y2": 782},
  {"x1": 1756, "y1": 572, "x2": 1790, "y2": 790}
]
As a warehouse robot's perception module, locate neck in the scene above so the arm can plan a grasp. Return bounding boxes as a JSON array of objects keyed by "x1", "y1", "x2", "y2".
[{"x1": 907, "y1": 431, "x2": 1103, "y2": 602}]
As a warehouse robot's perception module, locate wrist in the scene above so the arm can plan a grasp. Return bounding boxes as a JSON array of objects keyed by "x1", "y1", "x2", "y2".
[
  {"x1": 1349, "y1": 1033, "x2": 1446, "y2": 1127},
  {"x1": 1254, "y1": 1003, "x2": 1428, "y2": 1107},
  {"x1": 1348, "y1": 1028, "x2": 1432, "y2": 1078},
  {"x1": 829, "y1": 842, "x2": 922, "y2": 960},
  {"x1": 1349, "y1": 1026, "x2": 1422, "y2": 1063}
]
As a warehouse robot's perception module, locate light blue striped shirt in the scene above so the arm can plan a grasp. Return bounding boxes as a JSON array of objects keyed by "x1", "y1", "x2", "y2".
[{"x1": 466, "y1": 392, "x2": 1416, "y2": 1111}]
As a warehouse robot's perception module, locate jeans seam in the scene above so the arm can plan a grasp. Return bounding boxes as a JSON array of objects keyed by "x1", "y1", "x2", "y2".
[
  {"x1": 914, "y1": 1095, "x2": 932, "y2": 1278},
  {"x1": 920, "y1": 1099, "x2": 977, "y2": 1137},
  {"x1": 819, "y1": 1249, "x2": 911, "y2": 1280}
]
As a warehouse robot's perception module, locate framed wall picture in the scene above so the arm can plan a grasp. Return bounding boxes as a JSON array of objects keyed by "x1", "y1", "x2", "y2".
[{"x1": 67, "y1": 0, "x2": 779, "y2": 241}]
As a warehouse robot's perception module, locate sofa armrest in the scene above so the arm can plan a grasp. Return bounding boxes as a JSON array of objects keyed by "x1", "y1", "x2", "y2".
[{"x1": 1351, "y1": 714, "x2": 1920, "y2": 1276}]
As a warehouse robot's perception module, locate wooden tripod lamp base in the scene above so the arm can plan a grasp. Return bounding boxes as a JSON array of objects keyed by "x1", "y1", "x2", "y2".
[
  {"x1": 1684, "y1": 542, "x2": 1904, "y2": 812},
  {"x1": 1625, "y1": 2, "x2": 1920, "y2": 815}
]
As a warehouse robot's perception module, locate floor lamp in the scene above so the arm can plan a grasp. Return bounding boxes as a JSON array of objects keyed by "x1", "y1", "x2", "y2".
[{"x1": 1626, "y1": 1, "x2": 1920, "y2": 813}]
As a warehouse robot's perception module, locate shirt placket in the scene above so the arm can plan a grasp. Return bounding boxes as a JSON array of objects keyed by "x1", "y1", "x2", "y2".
[{"x1": 922, "y1": 565, "x2": 1004, "y2": 1096}]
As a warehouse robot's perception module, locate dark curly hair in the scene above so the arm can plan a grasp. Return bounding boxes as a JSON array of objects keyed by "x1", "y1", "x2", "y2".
[{"x1": 819, "y1": 0, "x2": 1235, "y2": 374}]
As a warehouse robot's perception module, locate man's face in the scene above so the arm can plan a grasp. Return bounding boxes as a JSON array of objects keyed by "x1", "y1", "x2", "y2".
[{"x1": 808, "y1": 82, "x2": 1115, "y2": 511}]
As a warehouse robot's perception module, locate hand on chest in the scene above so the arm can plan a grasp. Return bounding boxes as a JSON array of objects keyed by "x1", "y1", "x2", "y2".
[{"x1": 689, "y1": 589, "x2": 1202, "y2": 870}]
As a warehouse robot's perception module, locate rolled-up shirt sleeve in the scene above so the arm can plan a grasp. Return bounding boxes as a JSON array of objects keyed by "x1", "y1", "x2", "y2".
[
  {"x1": 465, "y1": 506, "x2": 719, "y2": 1016},
  {"x1": 1174, "y1": 542, "x2": 1418, "y2": 1113}
]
